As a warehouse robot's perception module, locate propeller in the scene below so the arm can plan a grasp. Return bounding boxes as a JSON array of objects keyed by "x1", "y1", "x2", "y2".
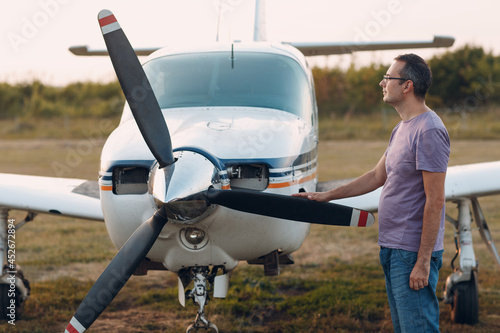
[
  {"x1": 204, "y1": 188, "x2": 374, "y2": 227},
  {"x1": 65, "y1": 10, "x2": 174, "y2": 333}
]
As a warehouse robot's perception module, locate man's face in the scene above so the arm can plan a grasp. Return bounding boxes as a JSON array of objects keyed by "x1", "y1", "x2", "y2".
[{"x1": 379, "y1": 61, "x2": 407, "y2": 106}]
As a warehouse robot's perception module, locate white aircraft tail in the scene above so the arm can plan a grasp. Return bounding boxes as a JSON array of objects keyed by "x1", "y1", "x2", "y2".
[{"x1": 253, "y1": 0, "x2": 267, "y2": 41}]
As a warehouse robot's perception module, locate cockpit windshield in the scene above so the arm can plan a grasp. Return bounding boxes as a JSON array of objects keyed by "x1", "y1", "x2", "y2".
[{"x1": 143, "y1": 51, "x2": 313, "y2": 123}]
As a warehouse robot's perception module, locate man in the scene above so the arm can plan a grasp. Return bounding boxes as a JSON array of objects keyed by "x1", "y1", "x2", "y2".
[{"x1": 293, "y1": 54, "x2": 450, "y2": 332}]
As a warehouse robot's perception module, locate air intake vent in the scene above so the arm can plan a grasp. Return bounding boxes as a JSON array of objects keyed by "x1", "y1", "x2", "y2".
[
  {"x1": 227, "y1": 164, "x2": 269, "y2": 191},
  {"x1": 113, "y1": 167, "x2": 149, "y2": 195}
]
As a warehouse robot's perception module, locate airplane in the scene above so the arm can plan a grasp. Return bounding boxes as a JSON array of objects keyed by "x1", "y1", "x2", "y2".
[{"x1": 0, "y1": 1, "x2": 498, "y2": 332}]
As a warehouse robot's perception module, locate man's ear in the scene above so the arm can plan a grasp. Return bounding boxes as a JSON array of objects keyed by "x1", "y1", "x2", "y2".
[{"x1": 404, "y1": 80, "x2": 413, "y2": 93}]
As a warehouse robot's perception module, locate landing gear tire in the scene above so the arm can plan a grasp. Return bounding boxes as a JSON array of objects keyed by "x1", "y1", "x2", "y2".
[
  {"x1": 186, "y1": 322, "x2": 218, "y2": 333},
  {"x1": 451, "y1": 270, "x2": 479, "y2": 325}
]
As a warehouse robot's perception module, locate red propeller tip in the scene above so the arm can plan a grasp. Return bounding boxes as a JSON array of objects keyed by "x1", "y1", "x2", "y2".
[{"x1": 98, "y1": 10, "x2": 120, "y2": 34}]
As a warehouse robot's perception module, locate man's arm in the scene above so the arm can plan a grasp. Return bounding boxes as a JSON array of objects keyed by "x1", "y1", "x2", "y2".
[
  {"x1": 293, "y1": 154, "x2": 387, "y2": 202},
  {"x1": 409, "y1": 170, "x2": 447, "y2": 291}
]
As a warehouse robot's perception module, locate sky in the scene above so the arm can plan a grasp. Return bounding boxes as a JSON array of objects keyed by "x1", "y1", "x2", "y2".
[{"x1": 1, "y1": 0, "x2": 499, "y2": 86}]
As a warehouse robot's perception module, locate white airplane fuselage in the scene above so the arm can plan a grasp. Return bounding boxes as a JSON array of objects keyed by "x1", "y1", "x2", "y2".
[{"x1": 98, "y1": 42, "x2": 319, "y2": 272}]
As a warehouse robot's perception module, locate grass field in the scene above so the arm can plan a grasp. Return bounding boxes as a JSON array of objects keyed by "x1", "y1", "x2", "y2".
[{"x1": 0, "y1": 138, "x2": 499, "y2": 332}]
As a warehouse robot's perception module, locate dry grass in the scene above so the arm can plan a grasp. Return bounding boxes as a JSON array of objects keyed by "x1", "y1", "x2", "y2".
[
  {"x1": 0, "y1": 139, "x2": 498, "y2": 332},
  {"x1": 318, "y1": 107, "x2": 500, "y2": 141}
]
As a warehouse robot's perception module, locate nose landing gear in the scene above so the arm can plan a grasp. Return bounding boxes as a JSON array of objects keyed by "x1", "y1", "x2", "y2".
[{"x1": 184, "y1": 267, "x2": 219, "y2": 333}]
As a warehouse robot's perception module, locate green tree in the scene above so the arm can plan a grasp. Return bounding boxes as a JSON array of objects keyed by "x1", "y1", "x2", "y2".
[
  {"x1": 313, "y1": 64, "x2": 386, "y2": 118},
  {"x1": 312, "y1": 67, "x2": 348, "y2": 117},
  {"x1": 0, "y1": 83, "x2": 23, "y2": 118},
  {"x1": 428, "y1": 45, "x2": 500, "y2": 109},
  {"x1": 344, "y1": 64, "x2": 386, "y2": 117}
]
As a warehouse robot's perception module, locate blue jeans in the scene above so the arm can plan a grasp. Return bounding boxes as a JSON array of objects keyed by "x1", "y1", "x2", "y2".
[{"x1": 379, "y1": 247, "x2": 443, "y2": 333}]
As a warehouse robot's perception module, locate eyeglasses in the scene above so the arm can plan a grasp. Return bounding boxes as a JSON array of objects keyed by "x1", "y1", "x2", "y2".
[{"x1": 383, "y1": 75, "x2": 410, "y2": 82}]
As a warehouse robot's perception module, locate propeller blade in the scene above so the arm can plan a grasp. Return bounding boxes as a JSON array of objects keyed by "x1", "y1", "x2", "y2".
[
  {"x1": 98, "y1": 9, "x2": 174, "y2": 168},
  {"x1": 205, "y1": 188, "x2": 374, "y2": 227},
  {"x1": 65, "y1": 208, "x2": 168, "y2": 333}
]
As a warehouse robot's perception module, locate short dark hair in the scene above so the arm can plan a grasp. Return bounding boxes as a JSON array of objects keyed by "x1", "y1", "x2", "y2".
[{"x1": 394, "y1": 54, "x2": 432, "y2": 100}]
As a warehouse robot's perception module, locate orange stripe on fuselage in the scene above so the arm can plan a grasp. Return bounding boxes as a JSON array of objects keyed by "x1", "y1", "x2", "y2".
[{"x1": 101, "y1": 185, "x2": 113, "y2": 191}]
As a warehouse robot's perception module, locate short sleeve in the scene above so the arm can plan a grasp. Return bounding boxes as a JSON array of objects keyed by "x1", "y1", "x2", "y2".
[{"x1": 416, "y1": 128, "x2": 450, "y2": 172}]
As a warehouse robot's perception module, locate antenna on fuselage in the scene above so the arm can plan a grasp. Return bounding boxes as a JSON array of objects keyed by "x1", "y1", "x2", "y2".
[
  {"x1": 253, "y1": 0, "x2": 267, "y2": 42},
  {"x1": 231, "y1": 43, "x2": 234, "y2": 69}
]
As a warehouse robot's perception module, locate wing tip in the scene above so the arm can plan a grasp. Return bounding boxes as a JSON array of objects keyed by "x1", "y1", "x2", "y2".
[{"x1": 433, "y1": 35, "x2": 455, "y2": 48}]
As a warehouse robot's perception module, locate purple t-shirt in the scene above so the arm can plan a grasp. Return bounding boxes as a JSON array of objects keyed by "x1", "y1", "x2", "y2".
[{"x1": 378, "y1": 111, "x2": 450, "y2": 252}]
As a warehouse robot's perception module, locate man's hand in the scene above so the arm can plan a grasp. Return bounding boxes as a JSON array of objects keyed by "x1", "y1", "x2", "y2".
[
  {"x1": 292, "y1": 192, "x2": 331, "y2": 202},
  {"x1": 409, "y1": 259, "x2": 430, "y2": 290}
]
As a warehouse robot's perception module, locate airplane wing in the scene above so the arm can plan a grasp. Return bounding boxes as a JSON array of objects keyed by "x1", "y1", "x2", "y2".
[
  {"x1": 287, "y1": 35, "x2": 454, "y2": 56},
  {"x1": 0, "y1": 173, "x2": 104, "y2": 221},
  {"x1": 69, "y1": 35, "x2": 454, "y2": 57},
  {"x1": 69, "y1": 45, "x2": 159, "y2": 56},
  {"x1": 318, "y1": 161, "x2": 500, "y2": 213}
]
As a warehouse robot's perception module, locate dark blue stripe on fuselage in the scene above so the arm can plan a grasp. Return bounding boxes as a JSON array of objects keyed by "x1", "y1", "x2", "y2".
[
  {"x1": 101, "y1": 147, "x2": 318, "y2": 178},
  {"x1": 220, "y1": 148, "x2": 318, "y2": 176}
]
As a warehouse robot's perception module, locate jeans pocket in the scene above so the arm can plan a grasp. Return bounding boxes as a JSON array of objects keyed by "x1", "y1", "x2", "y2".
[
  {"x1": 396, "y1": 249, "x2": 418, "y2": 267},
  {"x1": 431, "y1": 250, "x2": 444, "y2": 270}
]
